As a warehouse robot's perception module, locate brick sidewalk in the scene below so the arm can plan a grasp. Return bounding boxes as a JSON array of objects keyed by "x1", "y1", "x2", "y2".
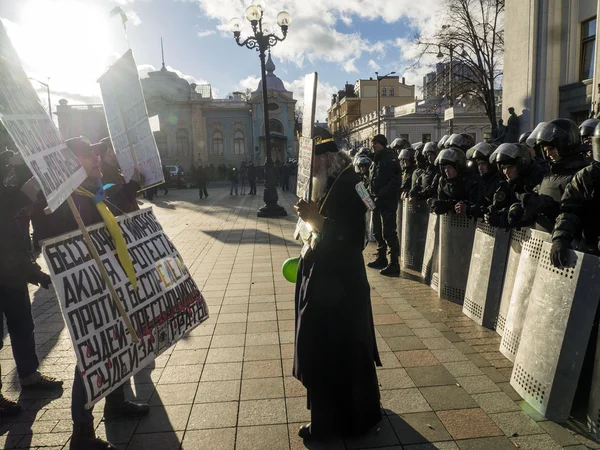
[{"x1": 1, "y1": 187, "x2": 598, "y2": 449}]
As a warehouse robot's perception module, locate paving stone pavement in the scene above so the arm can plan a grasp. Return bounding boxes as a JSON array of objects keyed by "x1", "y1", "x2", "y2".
[{"x1": 1, "y1": 186, "x2": 599, "y2": 449}]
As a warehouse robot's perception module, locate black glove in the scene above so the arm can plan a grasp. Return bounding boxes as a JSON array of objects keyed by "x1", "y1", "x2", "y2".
[
  {"x1": 485, "y1": 207, "x2": 509, "y2": 228},
  {"x1": 26, "y1": 263, "x2": 52, "y2": 289},
  {"x1": 430, "y1": 200, "x2": 453, "y2": 215},
  {"x1": 507, "y1": 203, "x2": 525, "y2": 226},
  {"x1": 550, "y1": 239, "x2": 570, "y2": 268}
]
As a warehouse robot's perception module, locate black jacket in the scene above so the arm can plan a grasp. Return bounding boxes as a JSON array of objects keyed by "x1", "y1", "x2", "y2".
[
  {"x1": 369, "y1": 147, "x2": 401, "y2": 205},
  {"x1": 400, "y1": 166, "x2": 416, "y2": 195},
  {"x1": 467, "y1": 171, "x2": 504, "y2": 218},
  {"x1": 553, "y1": 162, "x2": 600, "y2": 254},
  {"x1": 437, "y1": 173, "x2": 478, "y2": 203}
]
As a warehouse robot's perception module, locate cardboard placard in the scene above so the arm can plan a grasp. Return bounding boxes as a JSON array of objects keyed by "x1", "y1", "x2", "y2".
[
  {"x1": 0, "y1": 22, "x2": 87, "y2": 211},
  {"x1": 98, "y1": 50, "x2": 164, "y2": 189},
  {"x1": 42, "y1": 208, "x2": 208, "y2": 408},
  {"x1": 296, "y1": 72, "x2": 318, "y2": 200}
]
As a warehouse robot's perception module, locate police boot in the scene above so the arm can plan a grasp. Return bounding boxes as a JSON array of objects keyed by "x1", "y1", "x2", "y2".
[
  {"x1": 69, "y1": 422, "x2": 115, "y2": 450},
  {"x1": 380, "y1": 255, "x2": 400, "y2": 276},
  {"x1": 367, "y1": 253, "x2": 388, "y2": 269}
]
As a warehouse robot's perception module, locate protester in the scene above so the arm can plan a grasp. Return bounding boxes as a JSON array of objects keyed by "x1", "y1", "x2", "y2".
[
  {"x1": 368, "y1": 134, "x2": 401, "y2": 276},
  {"x1": 35, "y1": 137, "x2": 149, "y2": 450},
  {"x1": 99, "y1": 137, "x2": 141, "y2": 211},
  {"x1": 162, "y1": 165, "x2": 170, "y2": 195},
  {"x1": 229, "y1": 164, "x2": 239, "y2": 195},
  {"x1": 240, "y1": 162, "x2": 248, "y2": 195},
  {"x1": 196, "y1": 164, "x2": 209, "y2": 199},
  {"x1": 293, "y1": 128, "x2": 381, "y2": 440},
  {"x1": 0, "y1": 150, "x2": 63, "y2": 418},
  {"x1": 247, "y1": 161, "x2": 257, "y2": 195},
  {"x1": 281, "y1": 161, "x2": 290, "y2": 192}
]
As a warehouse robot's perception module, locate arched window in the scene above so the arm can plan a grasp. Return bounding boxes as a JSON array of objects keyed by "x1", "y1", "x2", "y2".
[
  {"x1": 233, "y1": 130, "x2": 245, "y2": 155},
  {"x1": 176, "y1": 129, "x2": 189, "y2": 156},
  {"x1": 382, "y1": 87, "x2": 387, "y2": 97},
  {"x1": 212, "y1": 131, "x2": 224, "y2": 156},
  {"x1": 154, "y1": 131, "x2": 167, "y2": 156},
  {"x1": 268, "y1": 119, "x2": 284, "y2": 134}
]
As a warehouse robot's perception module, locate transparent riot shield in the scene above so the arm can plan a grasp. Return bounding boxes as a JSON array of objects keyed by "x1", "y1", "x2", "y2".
[
  {"x1": 401, "y1": 199, "x2": 430, "y2": 272},
  {"x1": 421, "y1": 213, "x2": 439, "y2": 292}
]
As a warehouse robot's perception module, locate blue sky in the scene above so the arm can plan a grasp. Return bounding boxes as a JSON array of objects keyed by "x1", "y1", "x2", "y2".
[{"x1": 0, "y1": 0, "x2": 443, "y2": 121}]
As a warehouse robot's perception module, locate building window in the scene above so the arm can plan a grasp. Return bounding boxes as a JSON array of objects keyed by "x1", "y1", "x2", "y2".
[
  {"x1": 382, "y1": 88, "x2": 387, "y2": 97},
  {"x1": 176, "y1": 129, "x2": 189, "y2": 156},
  {"x1": 154, "y1": 131, "x2": 167, "y2": 156},
  {"x1": 399, "y1": 134, "x2": 409, "y2": 140},
  {"x1": 581, "y1": 17, "x2": 596, "y2": 80},
  {"x1": 268, "y1": 119, "x2": 284, "y2": 134},
  {"x1": 212, "y1": 131, "x2": 224, "y2": 156},
  {"x1": 422, "y1": 133, "x2": 431, "y2": 143},
  {"x1": 390, "y1": 88, "x2": 395, "y2": 96},
  {"x1": 233, "y1": 130, "x2": 245, "y2": 155}
]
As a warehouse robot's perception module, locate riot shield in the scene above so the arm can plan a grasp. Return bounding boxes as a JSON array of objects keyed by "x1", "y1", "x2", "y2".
[
  {"x1": 401, "y1": 199, "x2": 430, "y2": 272},
  {"x1": 500, "y1": 229, "x2": 551, "y2": 362},
  {"x1": 496, "y1": 228, "x2": 527, "y2": 337},
  {"x1": 587, "y1": 324, "x2": 600, "y2": 438},
  {"x1": 397, "y1": 199, "x2": 403, "y2": 261},
  {"x1": 438, "y1": 213, "x2": 477, "y2": 303},
  {"x1": 510, "y1": 243, "x2": 600, "y2": 422},
  {"x1": 421, "y1": 213, "x2": 439, "y2": 292},
  {"x1": 463, "y1": 221, "x2": 510, "y2": 328}
]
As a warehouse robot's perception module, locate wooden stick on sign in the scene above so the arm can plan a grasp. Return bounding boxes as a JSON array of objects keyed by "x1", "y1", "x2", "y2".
[{"x1": 66, "y1": 197, "x2": 139, "y2": 344}]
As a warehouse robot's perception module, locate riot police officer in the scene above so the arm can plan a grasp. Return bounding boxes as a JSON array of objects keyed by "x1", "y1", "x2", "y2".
[
  {"x1": 410, "y1": 142, "x2": 439, "y2": 200},
  {"x1": 399, "y1": 147, "x2": 417, "y2": 200},
  {"x1": 411, "y1": 142, "x2": 428, "y2": 188},
  {"x1": 551, "y1": 123, "x2": 600, "y2": 267},
  {"x1": 456, "y1": 142, "x2": 502, "y2": 217},
  {"x1": 430, "y1": 148, "x2": 477, "y2": 214},
  {"x1": 391, "y1": 138, "x2": 411, "y2": 154},
  {"x1": 368, "y1": 134, "x2": 401, "y2": 276},
  {"x1": 438, "y1": 134, "x2": 451, "y2": 150},
  {"x1": 581, "y1": 118, "x2": 600, "y2": 162},
  {"x1": 446, "y1": 133, "x2": 475, "y2": 153},
  {"x1": 354, "y1": 155, "x2": 372, "y2": 184}
]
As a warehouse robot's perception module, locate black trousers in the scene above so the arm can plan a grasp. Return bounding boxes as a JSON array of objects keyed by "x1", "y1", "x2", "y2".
[
  {"x1": 0, "y1": 283, "x2": 39, "y2": 388},
  {"x1": 198, "y1": 182, "x2": 208, "y2": 198},
  {"x1": 372, "y1": 203, "x2": 400, "y2": 262},
  {"x1": 249, "y1": 180, "x2": 257, "y2": 195}
]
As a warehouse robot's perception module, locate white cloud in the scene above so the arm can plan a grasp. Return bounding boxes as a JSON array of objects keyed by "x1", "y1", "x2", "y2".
[
  {"x1": 197, "y1": 30, "x2": 216, "y2": 37},
  {"x1": 187, "y1": 0, "x2": 442, "y2": 71},
  {"x1": 368, "y1": 59, "x2": 380, "y2": 72}
]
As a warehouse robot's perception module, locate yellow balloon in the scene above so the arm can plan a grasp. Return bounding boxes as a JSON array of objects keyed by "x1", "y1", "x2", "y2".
[{"x1": 282, "y1": 256, "x2": 300, "y2": 283}]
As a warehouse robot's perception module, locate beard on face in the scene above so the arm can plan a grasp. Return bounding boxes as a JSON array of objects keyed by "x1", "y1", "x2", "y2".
[{"x1": 310, "y1": 151, "x2": 352, "y2": 202}]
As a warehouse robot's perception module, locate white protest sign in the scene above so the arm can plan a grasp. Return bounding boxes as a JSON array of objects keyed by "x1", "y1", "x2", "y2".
[
  {"x1": 0, "y1": 22, "x2": 87, "y2": 211},
  {"x1": 98, "y1": 50, "x2": 164, "y2": 189},
  {"x1": 296, "y1": 72, "x2": 318, "y2": 200},
  {"x1": 42, "y1": 208, "x2": 208, "y2": 408}
]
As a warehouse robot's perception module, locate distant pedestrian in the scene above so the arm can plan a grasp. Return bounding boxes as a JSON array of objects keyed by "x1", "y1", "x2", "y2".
[
  {"x1": 229, "y1": 164, "x2": 239, "y2": 195},
  {"x1": 247, "y1": 161, "x2": 257, "y2": 195},
  {"x1": 282, "y1": 161, "x2": 290, "y2": 191},
  {"x1": 240, "y1": 162, "x2": 248, "y2": 195},
  {"x1": 196, "y1": 165, "x2": 209, "y2": 199},
  {"x1": 162, "y1": 165, "x2": 170, "y2": 195}
]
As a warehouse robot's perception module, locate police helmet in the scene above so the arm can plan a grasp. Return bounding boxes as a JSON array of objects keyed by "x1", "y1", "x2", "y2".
[
  {"x1": 592, "y1": 123, "x2": 600, "y2": 162},
  {"x1": 466, "y1": 142, "x2": 496, "y2": 161},
  {"x1": 355, "y1": 156, "x2": 371, "y2": 168},
  {"x1": 399, "y1": 147, "x2": 416, "y2": 161},
  {"x1": 447, "y1": 133, "x2": 475, "y2": 152},
  {"x1": 412, "y1": 142, "x2": 425, "y2": 153},
  {"x1": 356, "y1": 147, "x2": 371, "y2": 158},
  {"x1": 422, "y1": 142, "x2": 438, "y2": 155},
  {"x1": 390, "y1": 138, "x2": 411, "y2": 150},
  {"x1": 489, "y1": 143, "x2": 532, "y2": 173},
  {"x1": 579, "y1": 118, "x2": 600, "y2": 138},
  {"x1": 525, "y1": 122, "x2": 548, "y2": 148},
  {"x1": 438, "y1": 135, "x2": 450, "y2": 149},
  {"x1": 535, "y1": 118, "x2": 581, "y2": 156},
  {"x1": 434, "y1": 148, "x2": 467, "y2": 171},
  {"x1": 519, "y1": 132, "x2": 531, "y2": 145}
]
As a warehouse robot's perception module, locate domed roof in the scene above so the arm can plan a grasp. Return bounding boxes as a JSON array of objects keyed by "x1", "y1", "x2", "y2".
[{"x1": 254, "y1": 54, "x2": 290, "y2": 93}]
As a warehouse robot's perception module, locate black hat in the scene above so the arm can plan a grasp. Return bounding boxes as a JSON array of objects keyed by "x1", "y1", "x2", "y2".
[
  {"x1": 372, "y1": 134, "x2": 388, "y2": 147},
  {"x1": 313, "y1": 126, "x2": 338, "y2": 155},
  {"x1": 65, "y1": 136, "x2": 107, "y2": 156}
]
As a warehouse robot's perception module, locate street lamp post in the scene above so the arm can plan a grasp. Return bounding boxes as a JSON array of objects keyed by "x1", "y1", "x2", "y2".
[
  {"x1": 437, "y1": 29, "x2": 468, "y2": 135},
  {"x1": 229, "y1": 1, "x2": 291, "y2": 218},
  {"x1": 376, "y1": 70, "x2": 396, "y2": 134},
  {"x1": 29, "y1": 77, "x2": 52, "y2": 118}
]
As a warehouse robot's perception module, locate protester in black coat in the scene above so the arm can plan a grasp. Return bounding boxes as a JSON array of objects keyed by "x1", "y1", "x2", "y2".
[
  {"x1": 368, "y1": 134, "x2": 401, "y2": 276},
  {"x1": 196, "y1": 166, "x2": 209, "y2": 199},
  {"x1": 247, "y1": 162, "x2": 257, "y2": 195},
  {"x1": 293, "y1": 132, "x2": 381, "y2": 440}
]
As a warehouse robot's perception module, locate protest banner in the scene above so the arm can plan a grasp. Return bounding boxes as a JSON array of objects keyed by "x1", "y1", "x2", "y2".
[
  {"x1": 98, "y1": 49, "x2": 164, "y2": 189},
  {"x1": 296, "y1": 72, "x2": 318, "y2": 201},
  {"x1": 0, "y1": 22, "x2": 87, "y2": 211},
  {"x1": 42, "y1": 208, "x2": 208, "y2": 408}
]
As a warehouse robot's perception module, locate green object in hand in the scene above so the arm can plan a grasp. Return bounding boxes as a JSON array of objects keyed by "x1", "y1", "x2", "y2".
[{"x1": 282, "y1": 256, "x2": 299, "y2": 283}]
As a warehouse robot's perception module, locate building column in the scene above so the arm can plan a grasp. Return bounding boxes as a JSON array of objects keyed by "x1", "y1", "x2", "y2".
[{"x1": 592, "y1": 1, "x2": 600, "y2": 116}]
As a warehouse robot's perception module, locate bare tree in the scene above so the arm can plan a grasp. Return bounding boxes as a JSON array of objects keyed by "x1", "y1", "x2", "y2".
[
  {"x1": 332, "y1": 125, "x2": 353, "y2": 150},
  {"x1": 414, "y1": 0, "x2": 504, "y2": 132}
]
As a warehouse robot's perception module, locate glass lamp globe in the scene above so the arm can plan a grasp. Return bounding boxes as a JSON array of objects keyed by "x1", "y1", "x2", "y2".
[
  {"x1": 245, "y1": 5, "x2": 262, "y2": 22},
  {"x1": 276, "y1": 11, "x2": 292, "y2": 27},
  {"x1": 262, "y1": 22, "x2": 274, "y2": 35},
  {"x1": 252, "y1": 0, "x2": 266, "y2": 13},
  {"x1": 229, "y1": 17, "x2": 243, "y2": 33}
]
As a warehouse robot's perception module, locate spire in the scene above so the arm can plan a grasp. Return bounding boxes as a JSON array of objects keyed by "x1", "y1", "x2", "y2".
[
  {"x1": 160, "y1": 37, "x2": 166, "y2": 71},
  {"x1": 266, "y1": 51, "x2": 275, "y2": 74}
]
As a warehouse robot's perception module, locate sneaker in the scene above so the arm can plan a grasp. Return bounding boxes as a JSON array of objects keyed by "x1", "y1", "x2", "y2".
[
  {"x1": 0, "y1": 394, "x2": 21, "y2": 417},
  {"x1": 104, "y1": 400, "x2": 150, "y2": 420},
  {"x1": 367, "y1": 256, "x2": 388, "y2": 269},
  {"x1": 380, "y1": 263, "x2": 400, "y2": 276},
  {"x1": 21, "y1": 374, "x2": 63, "y2": 391}
]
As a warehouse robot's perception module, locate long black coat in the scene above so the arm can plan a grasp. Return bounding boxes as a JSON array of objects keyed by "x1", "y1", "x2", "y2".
[{"x1": 293, "y1": 167, "x2": 381, "y2": 388}]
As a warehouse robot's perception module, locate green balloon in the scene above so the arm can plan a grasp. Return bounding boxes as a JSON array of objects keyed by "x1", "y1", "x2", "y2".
[{"x1": 282, "y1": 256, "x2": 299, "y2": 283}]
